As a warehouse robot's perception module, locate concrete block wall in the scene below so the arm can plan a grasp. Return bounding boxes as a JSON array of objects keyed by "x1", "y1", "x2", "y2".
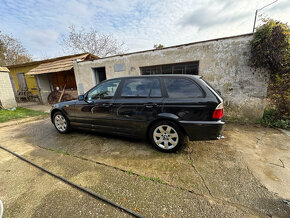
[
  {"x1": 0, "y1": 68, "x2": 17, "y2": 108},
  {"x1": 73, "y1": 34, "x2": 269, "y2": 121}
]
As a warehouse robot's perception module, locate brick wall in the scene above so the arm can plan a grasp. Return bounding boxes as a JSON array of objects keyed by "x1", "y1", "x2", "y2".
[{"x1": 0, "y1": 68, "x2": 17, "y2": 108}]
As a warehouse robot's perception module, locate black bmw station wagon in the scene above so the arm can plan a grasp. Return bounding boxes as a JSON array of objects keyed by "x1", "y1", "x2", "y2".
[{"x1": 51, "y1": 75, "x2": 224, "y2": 152}]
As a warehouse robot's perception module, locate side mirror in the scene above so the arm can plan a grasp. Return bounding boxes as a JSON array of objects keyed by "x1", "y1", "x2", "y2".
[{"x1": 78, "y1": 95, "x2": 84, "y2": 101}]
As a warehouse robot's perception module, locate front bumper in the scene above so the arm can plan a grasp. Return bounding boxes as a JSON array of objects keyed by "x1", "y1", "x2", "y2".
[{"x1": 179, "y1": 120, "x2": 225, "y2": 141}]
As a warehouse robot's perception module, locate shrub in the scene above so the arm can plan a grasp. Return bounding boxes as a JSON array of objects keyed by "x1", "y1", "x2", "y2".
[
  {"x1": 259, "y1": 109, "x2": 290, "y2": 129},
  {"x1": 250, "y1": 18, "x2": 290, "y2": 119}
]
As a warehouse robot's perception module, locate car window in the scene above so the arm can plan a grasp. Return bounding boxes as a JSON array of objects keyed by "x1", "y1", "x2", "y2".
[
  {"x1": 164, "y1": 78, "x2": 203, "y2": 98},
  {"x1": 150, "y1": 79, "x2": 162, "y2": 97},
  {"x1": 121, "y1": 78, "x2": 152, "y2": 97},
  {"x1": 87, "y1": 79, "x2": 121, "y2": 100}
]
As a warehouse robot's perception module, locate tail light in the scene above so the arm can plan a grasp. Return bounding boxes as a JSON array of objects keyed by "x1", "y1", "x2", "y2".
[{"x1": 213, "y1": 103, "x2": 224, "y2": 119}]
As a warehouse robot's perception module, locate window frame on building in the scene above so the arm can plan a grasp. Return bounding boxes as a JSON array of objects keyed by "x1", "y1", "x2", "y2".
[{"x1": 140, "y1": 61, "x2": 199, "y2": 75}]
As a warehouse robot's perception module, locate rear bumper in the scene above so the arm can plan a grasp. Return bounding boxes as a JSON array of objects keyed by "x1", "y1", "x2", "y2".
[{"x1": 179, "y1": 120, "x2": 225, "y2": 141}]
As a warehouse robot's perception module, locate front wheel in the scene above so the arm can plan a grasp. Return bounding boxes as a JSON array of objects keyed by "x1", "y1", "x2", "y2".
[
  {"x1": 149, "y1": 121, "x2": 185, "y2": 152},
  {"x1": 53, "y1": 111, "x2": 71, "y2": 134}
]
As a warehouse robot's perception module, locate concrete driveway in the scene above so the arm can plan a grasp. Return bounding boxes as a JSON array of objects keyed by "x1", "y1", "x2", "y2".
[{"x1": 0, "y1": 117, "x2": 289, "y2": 217}]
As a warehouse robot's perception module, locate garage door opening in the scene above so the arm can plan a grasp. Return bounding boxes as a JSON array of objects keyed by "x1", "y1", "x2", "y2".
[
  {"x1": 140, "y1": 61, "x2": 199, "y2": 75},
  {"x1": 93, "y1": 67, "x2": 107, "y2": 84}
]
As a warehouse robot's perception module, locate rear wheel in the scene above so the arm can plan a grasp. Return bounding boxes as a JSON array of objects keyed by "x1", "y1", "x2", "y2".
[
  {"x1": 53, "y1": 111, "x2": 71, "y2": 134},
  {"x1": 149, "y1": 121, "x2": 185, "y2": 152}
]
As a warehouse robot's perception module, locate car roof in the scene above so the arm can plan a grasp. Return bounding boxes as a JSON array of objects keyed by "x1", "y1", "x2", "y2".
[{"x1": 109, "y1": 74, "x2": 202, "y2": 80}]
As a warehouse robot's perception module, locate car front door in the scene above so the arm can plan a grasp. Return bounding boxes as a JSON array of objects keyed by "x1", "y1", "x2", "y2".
[
  {"x1": 72, "y1": 79, "x2": 121, "y2": 130},
  {"x1": 112, "y1": 77, "x2": 163, "y2": 136}
]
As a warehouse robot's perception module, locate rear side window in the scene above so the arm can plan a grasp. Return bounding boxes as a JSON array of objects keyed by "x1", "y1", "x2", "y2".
[
  {"x1": 164, "y1": 78, "x2": 203, "y2": 98},
  {"x1": 121, "y1": 78, "x2": 162, "y2": 98},
  {"x1": 150, "y1": 79, "x2": 162, "y2": 97},
  {"x1": 121, "y1": 78, "x2": 152, "y2": 97}
]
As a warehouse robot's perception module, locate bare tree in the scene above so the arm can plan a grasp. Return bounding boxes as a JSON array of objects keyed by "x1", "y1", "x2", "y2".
[
  {"x1": 0, "y1": 39, "x2": 4, "y2": 63},
  {"x1": 59, "y1": 26, "x2": 125, "y2": 57},
  {"x1": 0, "y1": 31, "x2": 32, "y2": 66}
]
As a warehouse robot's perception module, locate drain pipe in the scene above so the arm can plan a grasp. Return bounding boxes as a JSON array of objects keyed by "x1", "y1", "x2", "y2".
[{"x1": 0, "y1": 145, "x2": 144, "y2": 218}]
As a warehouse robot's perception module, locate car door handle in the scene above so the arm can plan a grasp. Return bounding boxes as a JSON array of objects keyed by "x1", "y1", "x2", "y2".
[
  {"x1": 122, "y1": 111, "x2": 133, "y2": 116},
  {"x1": 145, "y1": 103, "x2": 157, "y2": 108},
  {"x1": 102, "y1": 103, "x2": 112, "y2": 108}
]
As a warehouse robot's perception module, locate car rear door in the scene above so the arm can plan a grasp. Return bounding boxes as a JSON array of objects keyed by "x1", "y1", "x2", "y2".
[
  {"x1": 112, "y1": 77, "x2": 163, "y2": 136},
  {"x1": 162, "y1": 77, "x2": 210, "y2": 121}
]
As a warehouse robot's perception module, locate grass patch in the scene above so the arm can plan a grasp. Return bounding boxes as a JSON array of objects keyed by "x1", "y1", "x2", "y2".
[
  {"x1": 45, "y1": 148, "x2": 68, "y2": 155},
  {"x1": 258, "y1": 109, "x2": 290, "y2": 129},
  {"x1": 139, "y1": 175, "x2": 166, "y2": 184},
  {"x1": 126, "y1": 169, "x2": 133, "y2": 175},
  {"x1": 0, "y1": 107, "x2": 48, "y2": 123},
  {"x1": 126, "y1": 169, "x2": 166, "y2": 184}
]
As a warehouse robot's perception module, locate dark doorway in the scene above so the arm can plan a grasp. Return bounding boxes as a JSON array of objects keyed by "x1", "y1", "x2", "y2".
[{"x1": 93, "y1": 67, "x2": 106, "y2": 84}]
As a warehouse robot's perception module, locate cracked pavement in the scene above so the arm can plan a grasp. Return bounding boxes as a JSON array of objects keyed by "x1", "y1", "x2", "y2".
[{"x1": 0, "y1": 118, "x2": 290, "y2": 217}]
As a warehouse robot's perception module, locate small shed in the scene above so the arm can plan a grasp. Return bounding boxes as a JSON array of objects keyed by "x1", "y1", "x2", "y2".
[
  {"x1": 8, "y1": 62, "x2": 43, "y2": 100},
  {"x1": 26, "y1": 53, "x2": 97, "y2": 104}
]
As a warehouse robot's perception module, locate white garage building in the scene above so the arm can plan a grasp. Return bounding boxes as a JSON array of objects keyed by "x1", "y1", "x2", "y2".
[{"x1": 73, "y1": 33, "x2": 269, "y2": 121}]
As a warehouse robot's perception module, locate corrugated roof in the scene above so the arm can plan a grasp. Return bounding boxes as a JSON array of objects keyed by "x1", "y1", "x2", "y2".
[
  {"x1": 27, "y1": 53, "x2": 95, "y2": 75},
  {"x1": 7, "y1": 52, "x2": 98, "y2": 69}
]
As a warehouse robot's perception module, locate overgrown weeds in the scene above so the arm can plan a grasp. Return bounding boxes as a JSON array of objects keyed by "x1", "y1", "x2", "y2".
[{"x1": 258, "y1": 109, "x2": 289, "y2": 129}]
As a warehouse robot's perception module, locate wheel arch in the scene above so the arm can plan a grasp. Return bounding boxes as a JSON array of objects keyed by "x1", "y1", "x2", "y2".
[
  {"x1": 146, "y1": 113, "x2": 186, "y2": 138},
  {"x1": 50, "y1": 108, "x2": 68, "y2": 123}
]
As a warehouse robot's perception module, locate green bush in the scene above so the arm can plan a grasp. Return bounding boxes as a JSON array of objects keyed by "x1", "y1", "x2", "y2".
[
  {"x1": 259, "y1": 109, "x2": 290, "y2": 129},
  {"x1": 250, "y1": 18, "x2": 290, "y2": 118}
]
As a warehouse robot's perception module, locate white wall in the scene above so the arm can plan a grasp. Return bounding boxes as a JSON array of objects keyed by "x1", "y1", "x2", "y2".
[
  {"x1": 0, "y1": 68, "x2": 17, "y2": 108},
  {"x1": 73, "y1": 34, "x2": 269, "y2": 121}
]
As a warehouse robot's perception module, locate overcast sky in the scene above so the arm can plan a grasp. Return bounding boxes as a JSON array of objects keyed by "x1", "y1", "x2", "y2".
[{"x1": 0, "y1": 0, "x2": 289, "y2": 59}]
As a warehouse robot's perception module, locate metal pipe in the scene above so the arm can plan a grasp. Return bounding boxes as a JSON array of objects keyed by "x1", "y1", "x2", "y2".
[
  {"x1": 0, "y1": 199, "x2": 3, "y2": 218},
  {"x1": 252, "y1": 0, "x2": 279, "y2": 32},
  {"x1": 253, "y1": 10, "x2": 258, "y2": 32}
]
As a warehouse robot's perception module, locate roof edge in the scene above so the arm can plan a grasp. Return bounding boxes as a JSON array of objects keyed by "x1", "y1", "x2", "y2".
[
  {"x1": 78, "y1": 33, "x2": 254, "y2": 63},
  {"x1": 7, "y1": 52, "x2": 98, "y2": 68}
]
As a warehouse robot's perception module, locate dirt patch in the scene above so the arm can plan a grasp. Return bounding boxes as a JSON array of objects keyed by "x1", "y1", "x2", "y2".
[{"x1": 225, "y1": 124, "x2": 290, "y2": 199}]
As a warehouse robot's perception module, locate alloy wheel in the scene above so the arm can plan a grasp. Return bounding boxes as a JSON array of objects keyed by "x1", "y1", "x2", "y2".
[
  {"x1": 54, "y1": 114, "x2": 67, "y2": 132},
  {"x1": 153, "y1": 125, "x2": 179, "y2": 150}
]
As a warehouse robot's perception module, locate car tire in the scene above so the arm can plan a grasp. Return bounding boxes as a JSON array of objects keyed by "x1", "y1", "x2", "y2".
[
  {"x1": 53, "y1": 111, "x2": 71, "y2": 134},
  {"x1": 149, "y1": 121, "x2": 185, "y2": 152}
]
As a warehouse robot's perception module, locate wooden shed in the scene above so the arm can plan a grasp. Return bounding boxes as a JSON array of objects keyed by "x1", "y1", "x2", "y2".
[{"x1": 26, "y1": 53, "x2": 97, "y2": 104}]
